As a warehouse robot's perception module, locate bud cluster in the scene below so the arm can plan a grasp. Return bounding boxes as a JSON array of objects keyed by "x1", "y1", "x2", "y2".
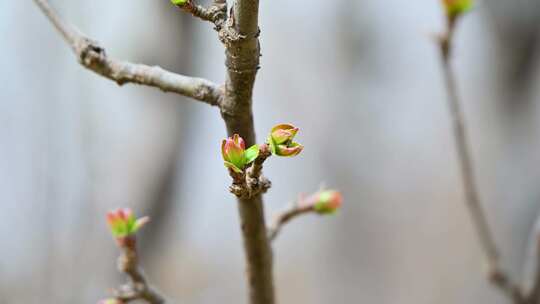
[{"x1": 221, "y1": 123, "x2": 304, "y2": 173}]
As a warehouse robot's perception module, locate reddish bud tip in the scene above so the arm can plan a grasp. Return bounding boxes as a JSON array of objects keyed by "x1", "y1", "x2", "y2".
[
  {"x1": 268, "y1": 123, "x2": 303, "y2": 157},
  {"x1": 306, "y1": 190, "x2": 343, "y2": 214}
]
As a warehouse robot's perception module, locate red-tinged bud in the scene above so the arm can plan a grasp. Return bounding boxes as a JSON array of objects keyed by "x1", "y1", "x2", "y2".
[
  {"x1": 304, "y1": 190, "x2": 343, "y2": 214},
  {"x1": 221, "y1": 134, "x2": 259, "y2": 173},
  {"x1": 268, "y1": 124, "x2": 304, "y2": 157},
  {"x1": 106, "y1": 208, "x2": 149, "y2": 239},
  {"x1": 276, "y1": 143, "x2": 303, "y2": 157},
  {"x1": 271, "y1": 124, "x2": 298, "y2": 144}
]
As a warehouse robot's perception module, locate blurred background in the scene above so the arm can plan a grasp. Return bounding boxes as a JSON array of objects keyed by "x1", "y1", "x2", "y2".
[{"x1": 2, "y1": 0, "x2": 540, "y2": 303}]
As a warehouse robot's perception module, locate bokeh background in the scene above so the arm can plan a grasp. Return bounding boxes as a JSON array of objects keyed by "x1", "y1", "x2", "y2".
[{"x1": 2, "y1": 0, "x2": 540, "y2": 303}]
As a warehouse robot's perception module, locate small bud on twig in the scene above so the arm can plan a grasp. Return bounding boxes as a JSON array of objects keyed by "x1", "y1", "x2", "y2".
[
  {"x1": 268, "y1": 123, "x2": 303, "y2": 157},
  {"x1": 441, "y1": 0, "x2": 473, "y2": 19},
  {"x1": 221, "y1": 134, "x2": 259, "y2": 173},
  {"x1": 304, "y1": 190, "x2": 343, "y2": 214},
  {"x1": 268, "y1": 189, "x2": 343, "y2": 241},
  {"x1": 106, "y1": 208, "x2": 149, "y2": 248}
]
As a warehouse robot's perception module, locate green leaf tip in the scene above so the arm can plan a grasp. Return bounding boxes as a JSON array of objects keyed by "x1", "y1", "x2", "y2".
[
  {"x1": 171, "y1": 0, "x2": 189, "y2": 5},
  {"x1": 268, "y1": 123, "x2": 303, "y2": 157},
  {"x1": 244, "y1": 145, "x2": 260, "y2": 165},
  {"x1": 442, "y1": 0, "x2": 473, "y2": 18},
  {"x1": 106, "y1": 208, "x2": 149, "y2": 238}
]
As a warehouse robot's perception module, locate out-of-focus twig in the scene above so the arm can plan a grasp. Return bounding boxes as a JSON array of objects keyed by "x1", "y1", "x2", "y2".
[
  {"x1": 267, "y1": 201, "x2": 314, "y2": 242},
  {"x1": 437, "y1": 8, "x2": 525, "y2": 304},
  {"x1": 32, "y1": 0, "x2": 223, "y2": 106},
  {"x1": 268, "y1": 190, "x2": 342, "y2": 242},
  {"x1": 112, "y1": 238, "x2": 166, "y2": 304},
  {"x1": 103, "y1": 210, "x2": 167, "y2": 304},
  {"x1": 522, "y1": 214, "x2": 540, "y2": 303}
]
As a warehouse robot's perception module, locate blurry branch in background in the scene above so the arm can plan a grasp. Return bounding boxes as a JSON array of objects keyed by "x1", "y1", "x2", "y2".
[
  {"x1": 438, "y1": 1, "x2": 539, "y2": 303},
  {"x1": 522, "y1": 215, "x2": 540, "y2": 304},
  {"x1": 268, "y1": 190, "x2": 343, "y2": 242},
  {"x1": 32, "y1": 0, "x2": 222, "y2": 106},
  {"x1": 101, "y1": 209, "x2": 166, "y2": 304},
  {"x1": 438, "y1": 0, "x2": 502, "y2": 280}
]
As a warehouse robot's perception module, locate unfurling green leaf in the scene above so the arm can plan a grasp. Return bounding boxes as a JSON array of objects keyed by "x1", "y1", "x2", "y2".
[
  {"x1": 244, "y1": 145, "x2": 260, "y2": 164},
  {"x1": 171, "y1": 0, "x2": 189, "y2": 6},
  {"x1": 268, "y1": 123, "x2": 303, "y2": 157}
]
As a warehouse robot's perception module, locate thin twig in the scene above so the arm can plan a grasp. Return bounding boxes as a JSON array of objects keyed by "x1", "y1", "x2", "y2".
[
  {"x1": 438, "y1": 15, "x2": 525, "y2": 304},
  {"x1": 267, "y1": 201, "x2": 314, "y2": 242},
  {"x1": 175, "y1": 0, "x2": 227, "y2": 30},
  {"x1": 113, "y1": 238, "x2": 166, "y2": 304},
  {"x1": 32, "y1": 0, "x2": 223, "y2": 106},
  {"x1": 245, "y1": 144, "x2": 272, "y2": 197}
]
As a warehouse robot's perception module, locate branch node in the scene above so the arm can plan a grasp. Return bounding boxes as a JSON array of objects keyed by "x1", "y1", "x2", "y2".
[
  {"x1": 228, "y1": 144, "x2": 272, "y2": 199},
  {"x1": 176, "y1": 0, "x2": 227, "y2": 31}
]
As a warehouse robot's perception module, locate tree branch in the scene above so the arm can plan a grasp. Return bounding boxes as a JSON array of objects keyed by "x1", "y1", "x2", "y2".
[
  {"x1": 438, "y1": 15, "x2": 525, "y2": 304},
  {"x1": 218, "y1": 0, "x2": 275, "y2": 303},
  {"x1": 267, "y1": 201, "x2": 314, "y2": 242},
  {"x1": 32, "y1": 0, "x2": 223, "y2": 106},
  {"x1": 521, "y1": 214, "x2": 540, "y2": 303}
]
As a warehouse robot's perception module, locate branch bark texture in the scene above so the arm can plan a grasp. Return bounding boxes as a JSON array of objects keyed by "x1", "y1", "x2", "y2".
[
  {"x1": 32, "y1": 0, "x2": 222, "y2": 106},
  {"x1": 218, "y1": 1, "x2": 275, "y2": 304}
]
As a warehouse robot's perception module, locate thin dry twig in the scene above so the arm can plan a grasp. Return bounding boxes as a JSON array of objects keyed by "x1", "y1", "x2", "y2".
[
  {"x1": 32, "y1": 0, "x2": 223, "y2": 106},
  {"x1": 267, "y1": 200, "x2": 314, "y2": 242},
  {"x1": 438, "y1": 14, "x2": 525, "y2": 304},
  {"x1": 175, "y1": 0, "x2": 227, "y2": 30}
]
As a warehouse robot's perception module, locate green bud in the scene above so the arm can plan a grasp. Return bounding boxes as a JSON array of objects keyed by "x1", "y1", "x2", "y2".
[
  {"x1": 268, "y1": 124, "x2": 303, "y2": 157},
  {"x1": 309, "y1": 190, "x2": 343, "y2": 214},
  {"x1": 106, "y1": 208, "x2": 149, "y2": 238},
  {"x1": 221, "y1": 134, "x2": 259, "y2": 173}
]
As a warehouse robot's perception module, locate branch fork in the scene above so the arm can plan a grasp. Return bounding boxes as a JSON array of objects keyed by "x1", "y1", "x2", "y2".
[{"x1": 175, "y1": 0, "x2": 227, "y2": 30}]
